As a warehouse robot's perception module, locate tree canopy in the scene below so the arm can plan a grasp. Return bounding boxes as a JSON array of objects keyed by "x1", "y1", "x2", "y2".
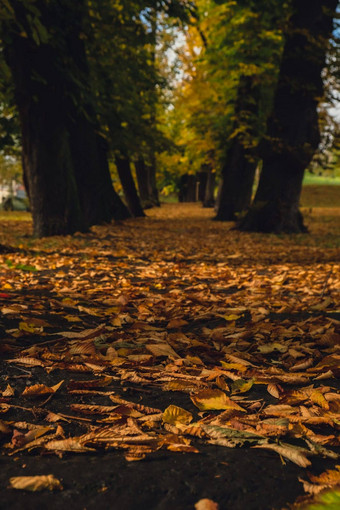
[{"x1": 0, "y1": 0, "x2": 338, "y2": 235}]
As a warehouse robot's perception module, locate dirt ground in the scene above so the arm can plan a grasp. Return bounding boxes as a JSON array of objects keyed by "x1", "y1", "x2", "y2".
[{"x1": 0, "y1": 202, "x2": 339, "y2": 509}]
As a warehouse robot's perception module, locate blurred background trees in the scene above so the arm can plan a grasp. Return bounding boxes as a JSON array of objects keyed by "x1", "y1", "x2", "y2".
[{"x1": 0, "y1": 0, "x2": 338, "y2": 236}]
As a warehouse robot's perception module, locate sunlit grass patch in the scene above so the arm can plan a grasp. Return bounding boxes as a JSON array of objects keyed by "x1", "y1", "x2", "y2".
[{"x1": 0, "y1": 211, "x2": 31, "y2": 221}]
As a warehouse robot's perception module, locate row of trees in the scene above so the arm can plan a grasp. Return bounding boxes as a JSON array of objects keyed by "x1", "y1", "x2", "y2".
[
  {"x1": 0, "y1": 0, "x2": 338, "y2": 236},
  {"x1": 165, "y1": 0, "x2": 338, "y2": 232}
]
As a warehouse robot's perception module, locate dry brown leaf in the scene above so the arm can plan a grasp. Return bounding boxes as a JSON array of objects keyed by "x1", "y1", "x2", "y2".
[
  {"x1": 2, "y1": 384, "x2": 15, "y2": 397},
  {"x1": 191, "y1": 389, "x2": 245, "y2": 412},
  {"x1": 22, "y1": 380, "x2": 63, "y2": 397},
  {"x1": 166, "y1": 319, "x2": 188, "y2": 328},
  {"x1": 9, "y1": 475, "x2": 63, "y2": 491},
  {"x1": 45, "y1": 438, "x2": 95, "y2": 453},
  {"x1": 145, "y1": 343, "x2": 179, "y2": 358},
  {"x1": 253, "y1": 442, "x2": 311, "y2": 467},
  {"x1": 195, "y1": 498, "x2": 219, "y2": 510}
]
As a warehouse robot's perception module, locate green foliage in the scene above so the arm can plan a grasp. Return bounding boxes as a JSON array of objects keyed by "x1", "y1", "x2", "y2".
[
  {"x1": 0, "y1": 153, "x2": 22, "y2": 183},
  {"x1": 156, "y1": 0, "x2": 285, "y2": 188}
]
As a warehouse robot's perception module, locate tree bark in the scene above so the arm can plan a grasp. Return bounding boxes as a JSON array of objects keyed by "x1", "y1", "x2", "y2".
[
  {"x1": 116, "y1": 157, "x2": 145, "y2": 217},
  {"x1": 147, "y1": 154, "x2": 160, "y2": 206},
  {"x1": 63, "y1": 4, "x2": 130, "y2": 224},
  {"x1": 216, "y1": 76, "x2": 259, "y2": 221},
  {"x1": 238, "y1": 0, "x2": 337, "y2": 233},
  {"x1": 178, "y1": 174, "x2": 197, "y2": 202},
  {"x1": 215, "y1": 139, "x2": 257, "y2": 220},
  {"x1": 197, "y1": 171, "x2": 208, "y2": 203},
  {"x1": 135, "y1": 157, "x2": 154, "y2": 209},
  {"x1": 69, "y1": 120, "x2": 129, "y2": 224},
  {"x1": 4, "y1": 6, "x2": 85, "y2": 237},
  {"x1": 3, "y1": 0, "x2": 129, "y2": 237},
  {"x1": 203, "y1": 166, "x2": 215, "y2": 208}
]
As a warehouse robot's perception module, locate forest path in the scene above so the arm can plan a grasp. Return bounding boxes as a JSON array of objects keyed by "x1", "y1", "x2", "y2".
[{"x1": 0, "y1": 201, "x2": 339, "y2": 510}]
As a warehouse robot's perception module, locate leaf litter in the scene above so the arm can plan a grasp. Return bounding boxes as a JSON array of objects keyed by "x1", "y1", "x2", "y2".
[{"x1": 0, "y1": 203, "x2": 339, "y2": 507}]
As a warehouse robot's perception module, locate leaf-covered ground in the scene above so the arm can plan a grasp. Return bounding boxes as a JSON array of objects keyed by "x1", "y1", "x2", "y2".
[{"x1": 0, "y1": 198, "x2": 339, "y2": 510}]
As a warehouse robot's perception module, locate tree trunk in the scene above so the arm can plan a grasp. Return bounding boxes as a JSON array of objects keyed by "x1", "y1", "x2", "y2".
[
  {"x1": 216, "y1": 76, "x2": 259, "y2": 221},
  {"x1": 135, "y1": 156, "x2": 160, "y2": 208},
  {"x1": 135, "y1": 157, "x2": 154, "y2": 209},
  {"x1": 147, "y1": 154, "x2": 160, "y2": 206},
  {"x1": 64, "y1": 5, "x2": 130, "y2": 224},
  {"x1": 203, "y1": 167, "x2": 215, "y2": 208},
  {"x1": 178, "y1": 174, "x2": 197, "y2": 202},
  {"x1": 116, "y1": 157, "x2": 145, "y2": 217},
  {"x1": 197, "y1": 171, "x2": 208, "y2": 203},
  {"x1": 69, "y1": 119, "x2": 130, "y2": 224},
  {"x1": 4, "y1": 7, "x2": 85, "y2": 237},
  {"x1": 3, "y1": 0, "x2": 129, "y2": 237},
  {"x1": 238, "y1": 0, "x2": 337, "y2": 233},
  {"x1": 216, "y1": 139, "x2": 257, "y2": 220}
]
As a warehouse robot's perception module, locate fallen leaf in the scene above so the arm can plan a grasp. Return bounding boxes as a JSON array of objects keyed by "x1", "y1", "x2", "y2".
[
  {"x1": 195, "y1": 499, "x2": 219, "y2": 510},
  {"x1": 145, "y1": 343, "x2": 179, "y2": 358},
  {"x1": 253, "y1": 441, "x2": 311, "y2": 467},
  {"x1": 9, "y1": 475, "x2": 63, "y2": 491},
  {"x1": 162, "y1": 405, "x2": 193, "y2": 426},
  {"x1": 22, "y1": 380, "x2": 63, "y2": 397},
  {"x1": 191, "y1": 389, "x2": 245, "y2": 412}
]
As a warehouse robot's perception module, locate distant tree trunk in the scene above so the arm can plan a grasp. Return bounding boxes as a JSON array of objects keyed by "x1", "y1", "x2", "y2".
[
  {"x1": 238, "y1": 0, "x2": 337, "y2": 233},
  {"x1": 178, "y1": 174, "x2": 197, "y2": 202},
  {"x1": 216, "y1": 76, "x2": 259, "y2": 221},
  {"x1": 215, "y1": 139, "x2": 258, "y2": 220},
  {"x1": 135, "y1": 157, "x2": 154, "y2": 209},
  {"x1": 69, "y1": 118, "x2": 129, "y2": 224},
  {"x1": 147, "y1": 154, "x2": 160, "y2": 206},
  {"x1": 197, "y1": 171, "x2": 208, "y2": 202},
  {"x1": 115, "y1": 157, "x2": 145, "y2": 217},
  {"x1": 203, "y1": 166, "x2": 215, "y2": 208}
]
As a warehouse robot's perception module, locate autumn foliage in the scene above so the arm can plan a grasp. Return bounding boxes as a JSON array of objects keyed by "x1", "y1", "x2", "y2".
[{"x1": 0, "y1": 202, "x2": 339, "y2": 507}]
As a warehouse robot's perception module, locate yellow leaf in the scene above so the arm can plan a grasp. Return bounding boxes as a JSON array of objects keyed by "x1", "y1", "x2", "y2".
[
  {"x1": 19, "y1": 322, "x2": 42, "y2": 334},
  {"x1": 220, "y1": 362, "x2": 247, "y2": 373},
  {"x1": 9, "y1": 475, "x2": 63, "y2": 491},
  {"x1": 231, "y1": 378, "x2": 254, "y2": 394},
  {"x1": 191, "y1": 389, "x2": 245, "y2": 412},
  {"x1": 258, "y1": 342, "x2": 288, "y2": 354},
  {"x1": 310, "y1": 390, "x2": 330, "y2": 410},
  {"x1": 167, "y1": 443, "x2": 199, "y2": 453},
  {"x1": 163, "y1": 380, "x2": 200, "y2": 393},
  {"x1": 162, "y1": 405, "x2": 193, "y2": 426},
  {"x1": 223, "y1": 314, "x2": 241, "y2": 322}
]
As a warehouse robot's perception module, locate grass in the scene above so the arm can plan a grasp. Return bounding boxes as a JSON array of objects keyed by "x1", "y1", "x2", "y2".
[
  {"x1": 302, "y1": 172, "x2": 340, "y2": 186},
  {"x1": 0, "y1": 211, "x2": 31, "y2": 221}
]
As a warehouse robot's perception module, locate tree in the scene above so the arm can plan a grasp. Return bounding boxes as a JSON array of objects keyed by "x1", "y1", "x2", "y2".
[
  {"x1": 1, "y1": 0, "x2": 128, "y2": 237},
  {"x1": 206, "y1": 0, "x2": 284, "y2": 221},
  {"x1": 115, "y1": 156, "x2": 145, "y2": 217},
  {"x1": 238, "y1": 0, "x2": 338, "y2": 233}
]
